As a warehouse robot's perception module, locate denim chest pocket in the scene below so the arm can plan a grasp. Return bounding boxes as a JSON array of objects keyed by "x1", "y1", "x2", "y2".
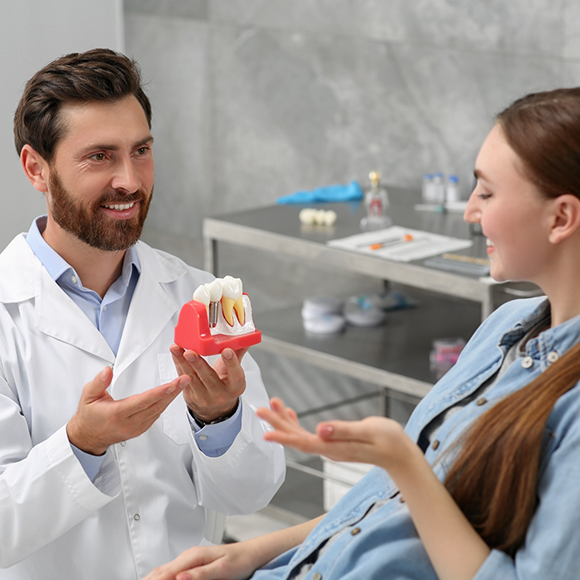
[{"x1": 158, "y1": 353, "x2": 191, "y2": 445}]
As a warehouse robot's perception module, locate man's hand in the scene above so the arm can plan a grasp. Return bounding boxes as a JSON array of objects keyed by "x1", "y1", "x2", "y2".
[
  {"x1": 67, "y1": 366, "x2": 190, "y2": 456},
  {"x1": 169, "y1": 345, "x2": 248, "y2": 423}
]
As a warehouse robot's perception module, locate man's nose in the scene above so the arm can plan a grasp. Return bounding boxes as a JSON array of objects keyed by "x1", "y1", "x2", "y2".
[{"x1": 111, "y1": 156, "x2": 141, "y2": 193}]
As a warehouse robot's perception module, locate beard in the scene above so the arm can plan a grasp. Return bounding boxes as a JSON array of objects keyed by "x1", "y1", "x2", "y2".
[{"x1": 47, "y1": 170, "x2": 153, "y2": 252}]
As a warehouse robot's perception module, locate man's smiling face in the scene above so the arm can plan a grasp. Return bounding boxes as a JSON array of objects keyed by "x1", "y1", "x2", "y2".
[{"x1": 45, "y1": 95, "x2": 154, "y2": 251}]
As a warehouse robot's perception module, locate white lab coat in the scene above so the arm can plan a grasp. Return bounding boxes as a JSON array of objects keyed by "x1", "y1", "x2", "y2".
[{"x1": 0, "y1": 235, "x2": 285, "y2": 580}]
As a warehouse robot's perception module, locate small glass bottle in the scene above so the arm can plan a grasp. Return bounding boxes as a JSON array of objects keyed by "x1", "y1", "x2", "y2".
[
  {"x1": 431, "y1": 173, "x2": 446, "y2": 205},
  {"x1": 422, "y1": 173, "x2": 434, "y2": 203},
  {"x1": 360, "y1": 171, "x2": 392, "y2": 230},
  {"x1": 445, "y1": 174, "x2": 461, "y2": 203}
]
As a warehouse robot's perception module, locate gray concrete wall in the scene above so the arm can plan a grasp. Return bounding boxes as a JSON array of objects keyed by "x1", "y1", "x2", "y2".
[
  {"x1": 125, "y1": 0, "x2": 580, "y2": 268},
  {"x1": 0, "y1": 0, "x2": 124, "y2": 251}
]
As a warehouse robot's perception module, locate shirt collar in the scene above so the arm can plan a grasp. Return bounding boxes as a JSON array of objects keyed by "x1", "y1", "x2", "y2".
[{"x1": 25, "y1": 215, "x2": 141, "y2": 287}]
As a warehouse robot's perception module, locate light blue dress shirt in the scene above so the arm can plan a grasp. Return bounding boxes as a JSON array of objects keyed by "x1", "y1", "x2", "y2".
[{"x1": 26, "y1": 216, "x2": 241, "y2": 479}]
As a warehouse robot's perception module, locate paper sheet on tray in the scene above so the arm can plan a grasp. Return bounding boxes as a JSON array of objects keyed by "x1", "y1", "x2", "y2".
[{"x1": 327, "y1": 226, "x2": 472, "y2": 262}]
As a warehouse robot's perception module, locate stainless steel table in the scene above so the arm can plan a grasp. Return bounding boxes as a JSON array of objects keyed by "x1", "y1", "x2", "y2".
[{"x1": 203, "y1": 186, "x2": 540, "y2": 402}]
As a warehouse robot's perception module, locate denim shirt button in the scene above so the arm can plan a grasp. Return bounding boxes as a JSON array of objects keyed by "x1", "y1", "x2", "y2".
[
  {"x1": 351, "y1": 526, "x2": 361, "y2": 536},
  {"x1": 547, "y1": 351, "x2": 560, "y2": 364},
  {"x1": 431, "y1": 439, "x2": 440, "y2": 450},
  {"x1": 521, "y1": 356, "x2": 534, "y2": 369},
  {"x1": 312, "y1": 573, "x2": 322, "y2": 580},
  {"x1": 476, "y1": 397, "x2": 487, "y2": 406}
]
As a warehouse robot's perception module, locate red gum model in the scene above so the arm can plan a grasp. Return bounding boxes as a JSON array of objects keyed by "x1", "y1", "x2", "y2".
[{"x1": 174, "y1": 297, "x2": 261, "y2": 356}]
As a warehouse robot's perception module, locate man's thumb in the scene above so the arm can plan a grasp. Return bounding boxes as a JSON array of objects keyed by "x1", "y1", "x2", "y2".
[{"x1": 83, "y1": 366, "x2": 113, "y2": 400}]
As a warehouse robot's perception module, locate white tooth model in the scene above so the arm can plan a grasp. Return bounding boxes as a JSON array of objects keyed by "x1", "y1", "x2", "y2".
[{"x1": 192, "y1": 276, "x2": 255, "y2": 336}]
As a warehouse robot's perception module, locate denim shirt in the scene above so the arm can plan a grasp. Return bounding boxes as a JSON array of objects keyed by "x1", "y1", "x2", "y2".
[{"x1": 253, "y1": 297, "x2": 580, "y2": 580}]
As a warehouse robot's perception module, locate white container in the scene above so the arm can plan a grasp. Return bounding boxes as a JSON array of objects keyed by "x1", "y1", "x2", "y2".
[
  {"x1": 431, "y1": 173, "x2": 445, "y2": 204},
  {"x1": 301, "y1": 297, "x2": 345, "y2": 334},
  {"x1": 323, "y1": 459, "x2": 375, "y2": 511},
  {"x1": 445, "y1": 175, "x2": 461, "y2": 203},
  {"x1": 421, "y1": 173, "x2": 434, "y2": 203}
]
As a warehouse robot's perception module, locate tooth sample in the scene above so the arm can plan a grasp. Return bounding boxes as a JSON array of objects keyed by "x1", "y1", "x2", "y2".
[
  {"x1": 221, "y1": 276, "x2": 244, "y2": 326},
  {"x1": 324, "y1": 210, "x2": 337, "y2": 226},
  {"x1": 314, "y1": 210, "x2": 327, "y2": 225},
  {"x1": 299, "y1": 208, "x2": 316, "y2": 225},
  {"x1": 207, "y1": 279, "x2": 223, "y2": 327},
  {"x1": 193, "y1": 284, "x2": 211, "y2": 309}
]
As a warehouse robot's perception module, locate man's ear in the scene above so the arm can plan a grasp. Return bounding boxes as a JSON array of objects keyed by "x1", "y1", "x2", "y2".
[
  {"x1": 20, "y1": 145, "x2": 50, "y2": 193},
  {"x1": 548, "y1": 194, "x2": 580, "y2": 244}
]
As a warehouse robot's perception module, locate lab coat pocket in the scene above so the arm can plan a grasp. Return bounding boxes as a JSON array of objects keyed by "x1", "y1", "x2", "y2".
[{"x1": 159, "y1": 353, "x2": 190, "y2": 445}]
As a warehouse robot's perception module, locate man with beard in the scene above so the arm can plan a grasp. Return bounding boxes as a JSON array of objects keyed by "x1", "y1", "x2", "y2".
[{"x1": 0, "y1": 49, "x2": 285, "y2": 580}]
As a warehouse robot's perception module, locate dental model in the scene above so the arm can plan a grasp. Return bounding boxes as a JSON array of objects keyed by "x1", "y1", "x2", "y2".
[{"x1": 175, "y1": 276, "x2": 261, "y2": 355}]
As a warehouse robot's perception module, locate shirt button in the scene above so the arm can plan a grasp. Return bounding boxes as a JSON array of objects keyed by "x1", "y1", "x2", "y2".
[
  {"x1": 476, "y1": 397, "x2": 487, "y2": 406},
  {"x1": 199, "y1": 435, "x2": 208, "y2": 441},
  {"x1": 547, "y1": 351, "x2": 559, "y2": 364},
  {"x1": 103, "y1": 305, "x2": 107, "y2": 311},
  {"x1": 312, "y1": 574, "x2": 322, "y2": 580},
  {"x1": 521, "y1": 356, "x2": 534, "y2": 369},
  {"x1": 120, "y1": 441, "x2": 126, "y2": 447},
  {"x1": 133, "y1": 514, "x2": 140, "y2": 521},
  {"x1": 399, "y1": 495, "x2": 406, "y2": 503},
  {"x1": 71, "y1": 275, "x2": 78, "y2": 284},
  {"x1": 351, "y1": 526, "x2": 361, "y2": 536},
  {"x1": 431, "y1": 440, "x2": 440, "y2": 450}
]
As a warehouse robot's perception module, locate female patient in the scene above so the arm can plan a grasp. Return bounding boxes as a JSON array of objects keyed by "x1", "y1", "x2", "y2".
[{"x1": 145, "y1": 87, "x2": 580, "y2": 580}]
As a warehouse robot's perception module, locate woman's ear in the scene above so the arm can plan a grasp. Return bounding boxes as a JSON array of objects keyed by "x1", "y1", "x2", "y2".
[
  {"x1": 20, "y1": 145, "x2": 50, "y2": 193},
  {"x1": 549, "y1": 194, "x2": 580, "y2": 244}
]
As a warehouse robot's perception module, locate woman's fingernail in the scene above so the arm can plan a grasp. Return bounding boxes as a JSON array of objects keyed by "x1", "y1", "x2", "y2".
[{"x1": 319, "y1": 425, "x2": 334, "y2": 438}]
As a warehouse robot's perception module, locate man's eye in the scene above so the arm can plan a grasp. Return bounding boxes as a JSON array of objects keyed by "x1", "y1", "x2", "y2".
[
  {"x1": 136, "y1": 147, "x2": 149, "y2": 155},
  {"x1": 91, "y1": 153, "x2": 106, "y2": 161}
]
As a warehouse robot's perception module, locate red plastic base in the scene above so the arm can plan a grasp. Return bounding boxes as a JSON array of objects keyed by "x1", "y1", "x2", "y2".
[{"x1": 174, "y1": 299, "x2": 262, "y2": 356}]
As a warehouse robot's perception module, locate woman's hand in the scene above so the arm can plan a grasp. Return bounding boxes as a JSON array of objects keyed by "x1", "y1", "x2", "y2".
[
  {"x1": 142, "y1": 514, "x2": 324, "y2": 580},
  {"x1": 257, "y1": 397, "x2": 491, "y2": 580},
  {"x1": 142, "y1": 542, "x2": 254, "y2": 580},
  {"x1": 256, "y1": 397, "x2": 412, "y2": 471}
]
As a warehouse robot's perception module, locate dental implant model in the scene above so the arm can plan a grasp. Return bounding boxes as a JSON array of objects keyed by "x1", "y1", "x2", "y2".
[{"x1": 175, "y1": 276, "x2": 261, "y2": 355}]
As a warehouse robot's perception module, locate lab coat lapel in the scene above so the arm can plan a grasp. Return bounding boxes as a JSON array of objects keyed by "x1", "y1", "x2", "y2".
[
  {"x1": 35, "y1": 263, "x2": 115, "y2": 362},
  {"x1": 112, "y1": 243, "x2": 183, "y2": 378},
  {"x1": 0, "y1": 234, "x2": 114, "y2": 361}
]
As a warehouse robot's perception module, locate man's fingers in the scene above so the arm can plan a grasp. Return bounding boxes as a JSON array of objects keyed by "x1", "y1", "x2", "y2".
[
  {"x1": 170, "y1": 344, "x2": 198, "y2": 380},
  {"x1": 125, "y1": 375, "x2": 189, "y2": 420},
  {"x1": 182, "y1": 350, "x2": 221, "y2": 388},
  {"x1": 219, "y1": 348, "x2": 245, "y2": 386},
  {"x1": 81, "y1": 366, "x2": 113, "y2": 403}
]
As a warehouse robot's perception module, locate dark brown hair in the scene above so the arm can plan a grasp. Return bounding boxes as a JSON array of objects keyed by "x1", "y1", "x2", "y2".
[
  {"x1": 445, "y1": 88, "x2": 580, "y2": 555},
  {"x1": 13, "y1": 48, "x2": 152, "y2": 163}
]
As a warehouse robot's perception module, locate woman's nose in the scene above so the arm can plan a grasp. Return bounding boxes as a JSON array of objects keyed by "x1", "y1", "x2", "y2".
[{"x1": 463, "y1": 190, "x2": 480, "y2": 224}]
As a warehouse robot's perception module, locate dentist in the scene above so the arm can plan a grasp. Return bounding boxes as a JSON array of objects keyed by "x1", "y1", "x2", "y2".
[{"x1": 0, "y1": 48, "x2": 284, "y2": 580}]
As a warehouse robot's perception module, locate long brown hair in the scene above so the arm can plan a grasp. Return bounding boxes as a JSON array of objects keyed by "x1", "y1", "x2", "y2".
[{"x1": 444, "y1": 88, "x2": 580, "y2": 556}]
